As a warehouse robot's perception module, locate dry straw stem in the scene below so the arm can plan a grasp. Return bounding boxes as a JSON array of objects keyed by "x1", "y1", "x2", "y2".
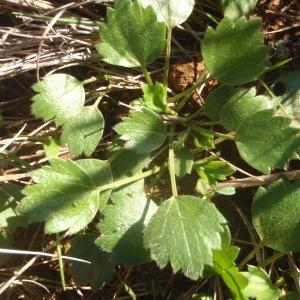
[
  {"x1": 216, "y1": 169, "x2": 300, "y2": 189},
  {"x1": 0, "y1": 1, "x2": 108, "y2": 79}
]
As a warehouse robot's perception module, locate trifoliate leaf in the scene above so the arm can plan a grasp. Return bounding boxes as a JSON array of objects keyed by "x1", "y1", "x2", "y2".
[
  {"x1": 43, "y1": 137, "x2": 60, "y2": 160},
  {"x1": 31, "y1": 74, "x2": 84, "y2": 125},
  {"x1": 68, "y1": 234, "x2": 115, "y2": 289},
  {"x1": 204, "y1": 85, "x2": 235, "y2": 121},
  {"x1": 96, "y1": 0, "x2": 166, "y2": 68},
  {"x1": 202, "y1": 18, "x2": 269, "y2": 85},
  {"x1": 242, "y1": 265, "x2": 281, "y2": 300},
  {"x1": 236, "y1": 109, "x2": 300, "y2": 174},
  {"x1": 252, "y1": 179, "x2": 300, "y2": 252},
  {"x1": 220, "y1": 88, "x2": 274, "y2": 131},
  {"x1": 138, "y1": 0, "x2": 195, "y2": 28},
  {"x1": 97, "y1": 180, "x2": 157, "y2": 265},
  {"x1": 18, "y1": 159, "x2": 112, "y2": 235},
  {"x1": 114, "y1": 108, "x2": 167, "y2": 154},
  {"x1": 61, "y1": 106, "x2": 104, "y2": 156},
  {"x1": 144, "y1": 195, "x2": 226, "y2": 279},
  {"x1": 142, "y1": 82, "x2": 167, "y2": 113},
  {"x1": 194, "y1": 160, "x2": 235, "y2": 187},
  {"x1": 221, "y1": 0, "x2": 258, "y2": 21},
  {"x1": 174, "y1": 147, "x2": 193, "y2": 178},
  {"x1": 201, "y1": 161, "x2": 236, "y2": 180},
  {"x1": 277, "y1": 70, "x2": 300, "y2": 129},
  {"x1": 192, "y1": 127, "x2": 214, "y2": 150}
]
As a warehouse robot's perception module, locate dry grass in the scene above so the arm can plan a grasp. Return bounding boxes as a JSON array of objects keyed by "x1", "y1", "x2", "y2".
[{"x1": 0, "y1": 0, "x2": 299, "y2": 299}]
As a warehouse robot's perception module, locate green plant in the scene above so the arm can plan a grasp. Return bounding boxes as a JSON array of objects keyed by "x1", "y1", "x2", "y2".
[{"x1": 2, "y1": 0, "x2": 300, "y2": 298}]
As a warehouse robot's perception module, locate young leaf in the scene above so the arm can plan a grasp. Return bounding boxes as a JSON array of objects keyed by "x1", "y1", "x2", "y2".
[
  {"x1": 174, "y1": 147, "x2": 193, "y2": 178},
  {"x1": 67, "y1": 234, "x2": 115, "y2": 289},
  {"x1": 194, "y1": 160, "x2": 236, "y2": 187},
  {"x1": 96, "y1": 180, "x2": 157, "y2": 265},
  {"x1": 43, "y1": 137, "x2": 60, "y2": 160},
  {"x1": 114, "y1": 108, "x2": 167, "y2": 154},
  {"x1": 144, "y1": 195, "x2": 226, "y2": 279},
  {"x1": 277, "y1": 70, "x2": 300, "y2": 129},
  {"x1": 142, "y1": 82, "x2": 167, "y2": 113},
  {"x1": 236, "y1": 109, "x2": 300, "y2": 174},
  {"x1": 61, "y1": 106, "x2": 104, "y2": 156},
  {"x1": 220, "y1": 88, "x2": 274, "y2": 131},
  {"x1": 204, "y1": 85, "x2": 235, "y2": 121},
  {"x1": 213, "y1": 245, "x2": 248, "y2": 300},
  {"x1": 31, "y1": 74, "x2": 84, "y2": 125},
  {"x1": 242, "y1": 265, "x2": 281, "y2": 300},
  {"x1": 221, "y1": 0, "x2": 258, "y2": 21},
  {"x1": 202, "y1": 18, "x2": 269, "y2": 85},
  {"x1": 138, "y1": 0, "x2": 195, "y2": 28},
  {"x1": 253, "y1": 179, "x2": 300, "y2": 252},
  {"x1": 96, "y1": 0, "x2": 166, "y2": 68},
  {"x1": 18, "y1": 159, "x2": 112, "y2": 235}
]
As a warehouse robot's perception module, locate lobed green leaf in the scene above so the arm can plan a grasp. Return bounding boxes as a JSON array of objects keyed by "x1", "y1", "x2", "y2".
[
  {"x1": 138, "y1": 0, "x2": 195, "y2": 28},
  {"x1": 202, "y1": 18, "x2": 269, "y2": 85},
  {"x1": 236, "y1": 109, "x2": 300, "y2": 174},
  {"x1": 276, "y1": 70, "x2": 300, "y2": 129},
  {"x1": 204, "y1": 85, "x2": 235, "y2": 121},
  {"x1": 253, "y1": 179, "x2": 300, "y2": 252},
  {"x1": 61, "y1": 106, "x2": 104, "y2": 156},
  {"x1": 18, "y1": 159, "x2": 112, "y2": 235},
  {"x1": 220, "y1": 87, "x2": 274, "y2": 131},
  {"x1": 221, "y1": 0, "x2": 258, "y2": 21},
  {"x1": 96, "y1": 0, "x2": 166, "y2": 67},
  {"x1": 114, "y1": 108, "x2": 167, "y2": 154},
  {"x1": 31, "y1": 74, "x2": 84, "y2": 125},
  {"x1": 242, "y1": 265, "x2": 281, "y2": 300},
  {"x1": 144, "y1": 195, "x2": 226, "y2": 279},
  {"x1": 96, "y1": 180, "x2": 157, "y2": 265}
]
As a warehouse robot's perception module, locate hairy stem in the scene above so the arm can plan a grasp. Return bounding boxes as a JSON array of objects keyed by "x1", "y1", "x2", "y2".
[
  {"x1": 56, "y1": 233, "x2": 66, "y2": 291},
  {"x1": 168, "y1": 125, "x2": 178, "y2": 196},
  {"x1": 163, "y1": 28, "x2": 172, "y2": 88},
  {"x1": 97, "y1": 166, "x2": 162, "y2": 193},
  {"x1": 141, "y1": 65, "x2": 153, "y2": 85}
]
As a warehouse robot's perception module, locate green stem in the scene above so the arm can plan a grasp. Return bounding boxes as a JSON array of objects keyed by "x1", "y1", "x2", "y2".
[
  {"x1": 97, "y1": 166, "x2": 161, "y2": 193},
  {"x1": 191, "y1": 126, "x2": 235, "y2": 140},
  {"x1": 56, "y1": 233, "x2": 66, "y2": 291},
  {"x1": 169, "y1": 71, "x2": 209, "y2": 103},
  {"x1": 263, "y1": 58, "x2": 292, "y2": 74},
  {"x1": 141, "y1": 65, "x2": 153, "y2": 85},
  {"x1": 82, "y1": 76, "x2": 97, "y2": 85},
  {"x1": 168, "y1": 126, "x2": 178, "y2": 196},
  {"x1": 163, "y1": 28, "x2": 172, "y2": 88},
  {"x1": 258, "y1": 251, "x2": 287, "y2": 268},
  {"x1": 214, "y1": 132, "x2": 235, "y2": 140},
  {"x1": 238, "y1": 241, "x2": 264, "y2": 269},
  {"x1": 258, "y1": 77, "x2": 288, "y2": 115}
]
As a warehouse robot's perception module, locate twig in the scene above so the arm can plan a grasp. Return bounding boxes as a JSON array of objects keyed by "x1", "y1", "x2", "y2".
[{"x1": 216, "y1": 169, "x2": 300, "y2": 189}]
